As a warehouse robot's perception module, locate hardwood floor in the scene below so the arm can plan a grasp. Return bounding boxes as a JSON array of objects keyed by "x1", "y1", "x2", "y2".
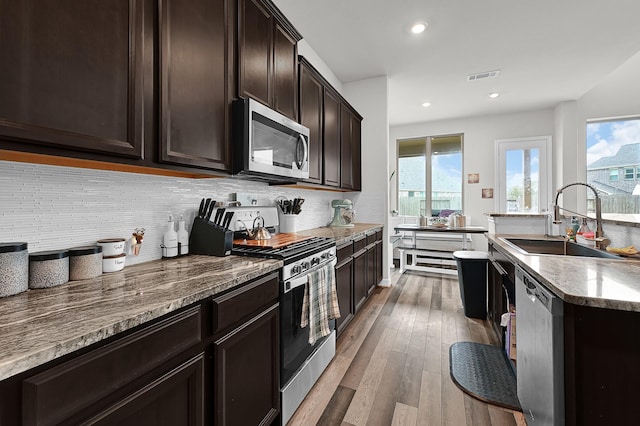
[{"x1": 288, "y1": 270, "x2": 527, "y2": 426}]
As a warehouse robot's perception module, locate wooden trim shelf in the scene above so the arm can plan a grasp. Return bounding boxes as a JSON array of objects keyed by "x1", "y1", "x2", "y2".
[{"x1": 0, "y1": 150, "x2": 222, "y2": 179}]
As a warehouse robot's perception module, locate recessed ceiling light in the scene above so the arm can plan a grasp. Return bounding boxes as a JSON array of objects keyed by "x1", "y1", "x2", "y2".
[
  {"x1": 421, "y1": 102, "x2": 431, "y2": 107},
  {"x1": 488, "y1": 92, "x2": 500, "y2": 99},
  {"x1": 411, "y1": 23, "x2": 427, "y2": 34}
]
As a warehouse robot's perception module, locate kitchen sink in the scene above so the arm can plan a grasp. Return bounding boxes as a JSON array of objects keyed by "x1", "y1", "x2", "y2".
[{"x1": 501, "y1": 237, "x2": 621, "y2": 259}]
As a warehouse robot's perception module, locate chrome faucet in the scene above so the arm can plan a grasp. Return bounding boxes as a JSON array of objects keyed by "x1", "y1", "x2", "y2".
[{"x1": 553, "y1": 182, "x2": 608, "y2": 249}]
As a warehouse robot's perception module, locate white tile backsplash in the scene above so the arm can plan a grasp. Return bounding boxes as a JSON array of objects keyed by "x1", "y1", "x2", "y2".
[{"x1": 0, "y1": 161, "x2": 354, "y2": 265}]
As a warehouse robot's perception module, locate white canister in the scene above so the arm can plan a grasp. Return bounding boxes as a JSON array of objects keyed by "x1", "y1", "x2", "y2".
[
  {"x1": 103, "y1": 253, "x2": 126, "y2": 273},
  {"x1": 97, "y1": 238, "x2": 126, "y2": 257}
]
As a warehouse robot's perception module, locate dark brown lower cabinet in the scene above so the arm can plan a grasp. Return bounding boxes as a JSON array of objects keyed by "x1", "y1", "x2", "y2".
[
  {"x1": 375, "y1": 239, "x2": 383, "y2": 285},
  {"x1": 353, "y1": 247, "x2": 367, "y2": 313},
  {"x1": 0, "y1": 271, "x2": 280, "y2": 426},
  {"x1": 214, "y1": 304, "x2": 279, "y2": 426},
  {"x1": 335, "y1": 260, "x2": 354, "y2": 336},
  {"x1": 366, "y1": 243, "x2": 376, "y2": 295},
  {"x1": 564, "y1": 304, "x2": 640, "y2": 425},
  {"x1": 84, "y1": 354, "x2": 205, "y2": 426}
]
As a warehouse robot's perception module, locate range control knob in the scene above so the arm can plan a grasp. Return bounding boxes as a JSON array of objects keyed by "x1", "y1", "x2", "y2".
[
  {"x1": 291, "y1": 265, "x2": 302, "y2": 275},
  {"x1": 301, "y1": 261, "x2": 310, "y2": 271},
  {"x1": 311, "y1": 257, "x2": 320, "y2": 267}
]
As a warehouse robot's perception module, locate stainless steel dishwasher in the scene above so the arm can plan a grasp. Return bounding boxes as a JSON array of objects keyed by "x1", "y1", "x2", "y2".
[{"x1": 515, "y1": 266, "x2": 564, "y2": 425}]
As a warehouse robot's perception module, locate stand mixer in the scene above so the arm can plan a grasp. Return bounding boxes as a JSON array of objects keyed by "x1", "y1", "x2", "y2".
[{"x1": 330, "y1": 199, "x2": 355, "y2": 227}]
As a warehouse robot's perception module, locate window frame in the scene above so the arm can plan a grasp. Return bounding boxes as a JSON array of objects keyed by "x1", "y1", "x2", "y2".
[
  {"x1": 609, "y1": 169, "x2": 619, "y2": 181},
  {"x1": 494, "y1": 136, "x2": 552, "y2": 214},
  {"x1": 396, "y1": 134, "x2": 464, "y2": 217}
]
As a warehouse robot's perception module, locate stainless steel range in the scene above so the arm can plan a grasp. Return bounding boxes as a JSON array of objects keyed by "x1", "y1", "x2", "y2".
[{"x1": 228, "y1": 206, "x2": 337, "y2": 425}]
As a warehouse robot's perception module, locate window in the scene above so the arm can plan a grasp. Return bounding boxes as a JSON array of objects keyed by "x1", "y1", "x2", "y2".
[
  {"x1": 625, "y1": 168, "x2": 635, "y2": 180},
  {"x1": 609, "y1": 169, "x2": 619, "y2": 181},
  {"x1": 586, "y1": 117, "x2": 640, "y2": 222},
  {"x1": 397, "y1": 135, "x2": 462, "y2": 217},
  {"x1": 495, "y1": 136, "x2": 552, "y2": 213}
]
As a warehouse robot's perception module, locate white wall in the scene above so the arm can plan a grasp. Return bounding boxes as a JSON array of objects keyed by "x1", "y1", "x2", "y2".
[
  {"x1": 343, "y1": 76, "x2": 391, "y2": 283},
  {"x1": 389, "y1": 108, "x2": 555, "y2": 251}
]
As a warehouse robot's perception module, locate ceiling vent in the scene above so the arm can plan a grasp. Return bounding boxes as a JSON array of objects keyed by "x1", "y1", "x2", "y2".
[{"x1": 467, "y1": 70, "x2": 500, "y2": 82}]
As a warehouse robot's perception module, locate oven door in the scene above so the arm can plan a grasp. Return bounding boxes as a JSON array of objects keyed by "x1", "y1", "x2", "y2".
[{"x1": 280, "y1": 260, "x2": 336, "y2": 386}]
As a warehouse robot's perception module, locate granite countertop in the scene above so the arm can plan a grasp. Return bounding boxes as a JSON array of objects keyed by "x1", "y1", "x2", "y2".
[
  {"x1": 485, "y1": 213, "x2": 548, "y2": 218},
  {"x1": 487, "y1": 233, "x2": 640, "y2": 312},
  {"x1": 297, "y1": 223, "x2": 383, "y2": 245},
  {"x1": 0, "y1": 255, "x2": 282, "y2": 382}
]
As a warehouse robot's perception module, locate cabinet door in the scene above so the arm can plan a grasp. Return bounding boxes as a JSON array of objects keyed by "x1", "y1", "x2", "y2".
[
  {"x1": 0, "y1": 0, "x2": 144, "y2": 159},
  {"x1": 159, "y1": 0, "x2": 232, "y2": 171},
  {"x1": 299, "y1": 62, "x2": 323, "y2": 184},
  {"x1": 323, "y1": 89, "x2": 341, "y2": 187},
  {"x1": 353, "y1": 249, "x2": 367, "y2": 313},
  {"x1": 366, "y1": 245, "x2": 376, "y2": 294},
  {"x1": 375, "y1": 240, "x2": 383, "y2": 285},
  {"x1": 335, "y1": 259, "x2": 354, "y2": 336},
  {"x1": 352, "y1": 115, "x2": 362, "y2": 191},
  {"x1": 340, "y1": 105, "x2": 354, "y2": 189},
  {"x1": 86, "y1": 354, "x2": 205, "y2": 426},
  {"x1": 214, "y1": 304, "x2": 279, "y2": 426},
  {"x1": 238, "y1": 0, "x2": 272, "y2": 107},
  {"x1": 273, "y1": 21, "x2": 298, "y2": 120}
]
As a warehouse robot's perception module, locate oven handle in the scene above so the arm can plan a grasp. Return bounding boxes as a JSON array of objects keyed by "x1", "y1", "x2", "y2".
[{"x1": 284, "y1": 258, "x2": 337, "y2": 293}]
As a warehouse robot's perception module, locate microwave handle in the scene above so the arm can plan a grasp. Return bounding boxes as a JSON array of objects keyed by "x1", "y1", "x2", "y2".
[{"x1": 296, "y1": 134, "x2": 308, "y2": 170}]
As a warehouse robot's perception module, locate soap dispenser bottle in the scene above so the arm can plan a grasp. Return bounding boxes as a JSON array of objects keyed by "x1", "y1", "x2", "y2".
[
  {"x1": 570, "y1": 217, "x2": 580, "y2": 241},
  {"x1": 162, "y1": 214, "x2": 178, "y2": 258},
  {"x1": 177, "y1": 215, "x2": 189, "y2": 255}
]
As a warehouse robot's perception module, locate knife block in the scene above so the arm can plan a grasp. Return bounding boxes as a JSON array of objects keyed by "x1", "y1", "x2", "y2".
[{"x1": 189, "y1": 217, "x2": 233, "y2": 256}]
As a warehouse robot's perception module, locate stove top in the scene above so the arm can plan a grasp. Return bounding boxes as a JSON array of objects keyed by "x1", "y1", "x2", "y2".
[{"x1": 232, "y1": 235, "x2": 335, "y2": 264}]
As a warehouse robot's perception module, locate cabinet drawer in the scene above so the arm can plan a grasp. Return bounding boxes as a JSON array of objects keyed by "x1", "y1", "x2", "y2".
[
  {"x1": 366, "y1": 232, "x2": 377, "y2": 246},
  {"x1": 353, "y1": 235, "x2": 366, "y2": 252},
  {"x1": 212, "y1": 272, "x2": 279, "y2": 335},
  {"x1": 23, "y1": 305, "x2": 202, "y2": 426},
  {"x1": 337, "y1": 241, "x2": 353, "y2": 263}
]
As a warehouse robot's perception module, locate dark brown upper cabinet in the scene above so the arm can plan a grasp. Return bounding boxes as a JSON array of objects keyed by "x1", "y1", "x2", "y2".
[
  {"x1": 238, "y1": 0, "x2": 301, "y2": 121},
  {"x1": 323, "y1": 88, "x2": 342, "y2": 187},
  {"x1": 298, "y1": 58, "x2": 324, "y2": 184},
  {"x1": 340, "y1": 104, "x2": 362, "y2": 190},
  {"x1": 298, "y1": 56, "x2": 362, "y2": 190},
  {"x1": 0, "y1": 0, "x2": 145, "y2": 159},
  {"x1": 159, "y1": 0, "x2": 233, "y2": 172}
]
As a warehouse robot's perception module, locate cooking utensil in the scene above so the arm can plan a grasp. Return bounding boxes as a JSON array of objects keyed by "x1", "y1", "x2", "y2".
[
  {"x1": 214, "y1": 208, "x2": 225, "y2": 227},
  {"x1": 203, "y1": 198, "x2": 212, "y2": 218},
  {"x1": 222, "y1": 211, "x2": 234, "y2": 230},
  {"x1": 205, "y1": 201, "x2": 215, "y2": 221},
  {"x1": 292, "y1": 198, "x2": 304, "y2": 214},
  {"x1": 239, "y1": 216, "x2": 272, "y2": 240}
]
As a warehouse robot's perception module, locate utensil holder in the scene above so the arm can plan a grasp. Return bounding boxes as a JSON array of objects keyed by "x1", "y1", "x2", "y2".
[
  {"x1": 189, "y1": 217, "x2": 233, "y2": 256},
  {"x1": 278, "y1": 211, "x2": 297, "y2": 233}
]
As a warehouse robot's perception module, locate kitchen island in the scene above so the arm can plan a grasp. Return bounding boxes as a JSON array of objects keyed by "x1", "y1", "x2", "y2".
[{"x1": 487, "y1": 233, "x2": 640, "y2": 425}]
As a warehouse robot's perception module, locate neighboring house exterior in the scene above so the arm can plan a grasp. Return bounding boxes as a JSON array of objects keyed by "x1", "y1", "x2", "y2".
[{"x1": 587, "y1": 143, "x2": 640, "y2": 195}]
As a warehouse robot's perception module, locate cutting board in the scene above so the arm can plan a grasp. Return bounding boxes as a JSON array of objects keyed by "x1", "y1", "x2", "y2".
[{"x1": 233, "y1": 233, "x2": 313, "y2": 249}]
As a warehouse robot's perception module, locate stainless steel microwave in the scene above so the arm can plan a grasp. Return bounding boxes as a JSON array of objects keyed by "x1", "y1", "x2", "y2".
[{"x1": 232, "y1": 98, "x2": 309, "y2": 182}]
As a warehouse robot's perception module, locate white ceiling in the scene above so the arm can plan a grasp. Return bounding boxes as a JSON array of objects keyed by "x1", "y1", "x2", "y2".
[{"x1": 272, "y1": 0, "x2": 640, "y2": 126}]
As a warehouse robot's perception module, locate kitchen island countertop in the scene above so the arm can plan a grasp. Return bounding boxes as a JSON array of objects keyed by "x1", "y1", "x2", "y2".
[
  {"x1": 487, "y1": 233, "x2": 640, "y2": 312},
  {"x1": 0, "y1": 254, "x2": 282, "y2": 382}
]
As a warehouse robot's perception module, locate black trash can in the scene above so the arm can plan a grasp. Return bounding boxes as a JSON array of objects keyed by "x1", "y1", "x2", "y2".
[{"x1": 453, "y1": 250, "x2": 488, "y2": 319}]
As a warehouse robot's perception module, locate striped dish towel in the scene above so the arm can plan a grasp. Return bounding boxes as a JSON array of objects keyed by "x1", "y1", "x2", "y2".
[{"x1": 301, "y1": 263, "x2": 340, "y2": 345}]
